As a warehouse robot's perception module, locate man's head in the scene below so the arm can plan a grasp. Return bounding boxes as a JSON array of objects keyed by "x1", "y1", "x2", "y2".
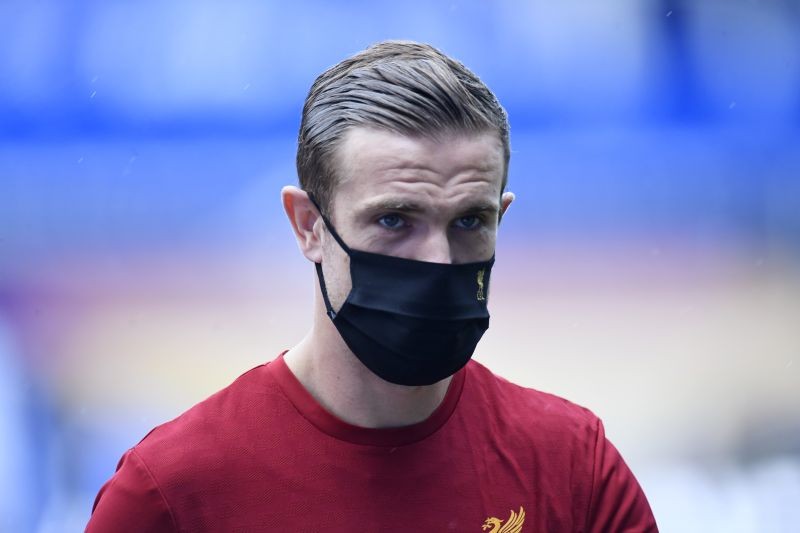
[
  {"x1": 283, "y1": 40, "x2": 514, "y2": 385},
  {"x1": 296, "y1": 40, "x2": 510, "y2": 219}
]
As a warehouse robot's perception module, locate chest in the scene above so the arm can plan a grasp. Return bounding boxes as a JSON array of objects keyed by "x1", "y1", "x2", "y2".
[{"x1": 170, "y1": 427, "x2": 587, "y2": 532}]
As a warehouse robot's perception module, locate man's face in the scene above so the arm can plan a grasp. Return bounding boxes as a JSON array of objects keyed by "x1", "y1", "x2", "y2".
[{"x1": 318, "y1": 127, "x2": 511, "y2": 310}]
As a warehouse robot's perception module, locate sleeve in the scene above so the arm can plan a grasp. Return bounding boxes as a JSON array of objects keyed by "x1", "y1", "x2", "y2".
[
  {"x1": 585, "y1": 419, "x2": 659, "y2": 533},
  {"x1": 86, "y1": 448, "x2": 178, "y2": 533}
]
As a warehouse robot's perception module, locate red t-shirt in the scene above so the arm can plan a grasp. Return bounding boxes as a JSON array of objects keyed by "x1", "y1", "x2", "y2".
[{"x1": 87, "y1": 355, "x2": 657, "y2": 532}]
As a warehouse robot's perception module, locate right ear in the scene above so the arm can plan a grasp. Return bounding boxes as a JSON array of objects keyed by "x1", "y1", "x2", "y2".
[{"x1": 281, "y1": 186, "x2": 323, "y2": 263}]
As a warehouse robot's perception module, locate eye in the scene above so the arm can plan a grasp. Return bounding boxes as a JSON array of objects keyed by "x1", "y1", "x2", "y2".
[
  {"x1": 453, "y1": 215, "x2": 482, "y2": 230},
  {"x1": 377, "y1": 214, "x2": 406, "y2": 230}
]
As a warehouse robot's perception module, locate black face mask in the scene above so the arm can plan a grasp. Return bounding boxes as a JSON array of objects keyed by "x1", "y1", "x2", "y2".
[{"x1": 309, "y1": 195, "x2": 494, "y2": 386}]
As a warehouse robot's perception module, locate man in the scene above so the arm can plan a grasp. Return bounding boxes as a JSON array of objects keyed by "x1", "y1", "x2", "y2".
[{"x1": 87, "y1": 41, "x2": 657, "y2": 531}]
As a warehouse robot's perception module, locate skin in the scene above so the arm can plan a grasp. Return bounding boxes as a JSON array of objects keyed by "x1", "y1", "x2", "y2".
[{"x1": 281, "y1": 127, "x2": 514, "y2": 428}]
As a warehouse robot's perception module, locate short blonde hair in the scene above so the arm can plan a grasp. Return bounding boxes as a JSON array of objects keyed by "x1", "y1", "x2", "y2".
[{"x1": 296, "y1": 40, "x2": 510, "y2": 217}]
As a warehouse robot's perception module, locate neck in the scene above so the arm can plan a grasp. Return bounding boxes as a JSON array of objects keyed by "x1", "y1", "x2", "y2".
[{"x1": 284, "y1": 298, "x2": 452, "y2": 428}]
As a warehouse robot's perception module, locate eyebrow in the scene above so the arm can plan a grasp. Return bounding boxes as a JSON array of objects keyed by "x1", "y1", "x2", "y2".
[
  {"x1": 359, "y1": 199, "x2": 499, "y2": 215},
  {"x1": 463, "y1": 203, "x2": 500, "y2": 214},
  {"x1": 359, "y1": 199, "x2": 420, "y2": 212}
]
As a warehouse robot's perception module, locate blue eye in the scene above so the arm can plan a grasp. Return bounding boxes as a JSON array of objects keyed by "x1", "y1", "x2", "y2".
[
  {"x1": 378, "y1": 214, "x2": 405, "y2": 230},
  {"x1": 454, "y1": 215, "x2": 482, "y2": 230}
]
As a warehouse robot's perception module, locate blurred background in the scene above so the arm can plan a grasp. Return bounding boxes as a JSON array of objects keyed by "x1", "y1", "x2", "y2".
[{"x1": 1, "y1": 0, "x2": 799, "y2": 531}]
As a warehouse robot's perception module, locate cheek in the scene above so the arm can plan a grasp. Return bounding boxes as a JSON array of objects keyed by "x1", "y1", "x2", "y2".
[
  {"x1": 320, "y1": 236, "x2": 352, "y2": 309},
  {"x1": 450, "y1": 231, "x2": 496, "y2": 263}
]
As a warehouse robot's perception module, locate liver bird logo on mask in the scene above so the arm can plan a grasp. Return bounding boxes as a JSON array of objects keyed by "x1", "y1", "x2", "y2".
[{"x1": 476, "y1": 268, "x2": 486, "y2": 301}]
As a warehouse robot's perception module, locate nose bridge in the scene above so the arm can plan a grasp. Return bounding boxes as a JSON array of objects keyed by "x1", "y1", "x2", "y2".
[{"x1": 418, "y1": 226, "x2": 453, "y2": 264}]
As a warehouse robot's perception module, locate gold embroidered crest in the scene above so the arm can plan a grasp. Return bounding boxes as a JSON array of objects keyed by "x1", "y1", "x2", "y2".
[
  {"x1": 481, "y1": 506, "x2": 525, "y2": 532},
  {"x1": 476, "y1": 268, "x2": 486, "y2": 301}
]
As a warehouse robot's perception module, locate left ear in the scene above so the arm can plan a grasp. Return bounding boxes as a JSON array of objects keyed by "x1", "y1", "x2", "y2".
[{"x1": 499, "y1": 191, "x2": 515, "y2": 223}]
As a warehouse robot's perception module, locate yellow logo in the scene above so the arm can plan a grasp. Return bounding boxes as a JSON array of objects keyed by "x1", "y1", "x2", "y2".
[
  {"x1": 476, "y1": 268, "x2": 486, "y2": 301},
  {"x1": 481, "y1": 506, "x2": 525, "y2": 532}
]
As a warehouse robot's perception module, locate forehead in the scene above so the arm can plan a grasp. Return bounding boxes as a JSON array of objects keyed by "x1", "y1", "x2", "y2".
[{"x1": 331, "y1": 127, "x2": 506, "y2": 207}]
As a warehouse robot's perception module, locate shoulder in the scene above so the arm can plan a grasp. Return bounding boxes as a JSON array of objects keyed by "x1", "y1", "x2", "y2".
[
  {"x1": 88, "y1": 361, "x2": 296, "y2": 530},
  {"x1": 127, "y1": 362, "x2": 286, "y2": 494},
  {"x1": 463, "y1": 360, "x2": 658, "y2": 531},
  {"x1": 464, "y1": 359, "x2": 600, "y2": 442},
  {"x1": 138, "y1": 364, "x2": 273, "y2": 449}
]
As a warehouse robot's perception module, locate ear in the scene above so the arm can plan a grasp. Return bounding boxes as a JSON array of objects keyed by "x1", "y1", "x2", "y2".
[
  {"x1": 281, "y1": 186, "x2": 323, "y2": 263},
  {"x1": 499, "y1": 191, "x2": 515, "y2": 223}
]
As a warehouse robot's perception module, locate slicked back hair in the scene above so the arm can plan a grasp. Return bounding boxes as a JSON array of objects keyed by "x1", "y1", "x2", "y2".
[{"x1": 296, "y1": 40, "x2": 510, "y2": 217}]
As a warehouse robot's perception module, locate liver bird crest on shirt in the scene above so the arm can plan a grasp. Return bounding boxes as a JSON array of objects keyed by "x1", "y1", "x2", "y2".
[{"x1": 481, "y1": 506, "x2": 525, "y2": 532}]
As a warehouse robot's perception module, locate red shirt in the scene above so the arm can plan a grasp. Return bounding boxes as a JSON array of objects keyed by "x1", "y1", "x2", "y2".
[{"x1": 87, "y1": 355, "x2": 657, "y2": 532}]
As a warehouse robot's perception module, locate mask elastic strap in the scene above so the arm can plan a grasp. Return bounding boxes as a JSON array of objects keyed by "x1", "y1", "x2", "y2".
[
  {"x1": 306, "y1": 192, "x2": 344, "y2": 319},
  {"x1": 314, "y1": 262, "x2": 336, "y2": 319},
  {"x1": 306, "y1": 193, "x2": 351, "y2": 254}
]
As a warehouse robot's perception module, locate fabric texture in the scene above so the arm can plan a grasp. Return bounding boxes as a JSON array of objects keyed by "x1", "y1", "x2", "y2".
[{"x1": 87, "y1": 354, "x2": 658, "y2": 532}]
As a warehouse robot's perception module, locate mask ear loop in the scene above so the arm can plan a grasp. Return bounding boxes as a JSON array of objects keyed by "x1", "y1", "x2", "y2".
[
  {"x1": 314, "y1": 261, "x2": 337, "y2": 319},
  {"x1": 306, "y1": 193, "x2": 351, "y2": 254},
  {"x1": 306, "y1": 192, "x2": 348, "y2": 319}
]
